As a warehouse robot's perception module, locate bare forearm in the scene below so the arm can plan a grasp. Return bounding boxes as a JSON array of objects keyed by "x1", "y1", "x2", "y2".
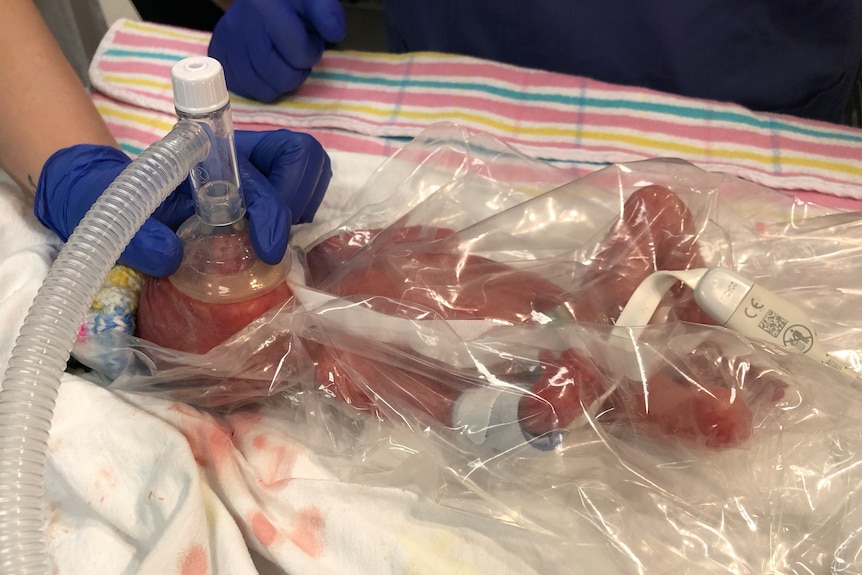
[{"x1": 0, "y1": 0, "x2": 117, "y2": 194}]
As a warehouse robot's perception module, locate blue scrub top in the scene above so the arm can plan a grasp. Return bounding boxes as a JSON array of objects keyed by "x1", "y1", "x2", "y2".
[{"x1": 383, "y1": 0, "x2": 862, "y2": 123}]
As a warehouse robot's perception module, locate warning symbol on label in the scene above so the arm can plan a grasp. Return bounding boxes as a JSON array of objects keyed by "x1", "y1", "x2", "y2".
[{"x1": 783, "y1": 325, "x2": 814, "y2": 353}]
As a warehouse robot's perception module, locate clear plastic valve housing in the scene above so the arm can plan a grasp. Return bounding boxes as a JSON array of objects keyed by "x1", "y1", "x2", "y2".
[
  {"x1": 171, "y1": 56, "x2": 245, "y2": 227},
  {"x1": 135, "y1": 56, "x2": 293, "y2": 354}
]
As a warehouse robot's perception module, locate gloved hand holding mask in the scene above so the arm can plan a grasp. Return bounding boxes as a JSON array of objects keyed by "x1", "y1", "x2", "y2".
[{"x1": 34, "y1": 129, "x2": 332, "y2": 277}]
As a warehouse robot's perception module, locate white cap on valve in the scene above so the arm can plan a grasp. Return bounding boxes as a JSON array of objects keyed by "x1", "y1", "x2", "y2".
[{"x1": 171, "y1": 56, "x2": 230, "y2": 115}]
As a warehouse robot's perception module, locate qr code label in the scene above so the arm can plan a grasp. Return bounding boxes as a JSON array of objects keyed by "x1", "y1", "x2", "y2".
[{"x1": 758, "y1": 309, "x2": 787, "y2": 338}]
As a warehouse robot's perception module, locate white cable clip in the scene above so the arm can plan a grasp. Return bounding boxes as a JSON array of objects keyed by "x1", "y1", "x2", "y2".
[{"x1": 609, "y1": 269, "x2": 707, "y2": 383}]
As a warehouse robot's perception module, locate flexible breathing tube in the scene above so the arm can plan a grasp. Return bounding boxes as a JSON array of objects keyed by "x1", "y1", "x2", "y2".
[{"x1": 0, "y1": 120, "x2": 209, "y2": 574}]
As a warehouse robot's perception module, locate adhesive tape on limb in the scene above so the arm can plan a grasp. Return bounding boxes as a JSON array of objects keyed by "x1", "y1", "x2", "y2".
[{"x1": 452, "y1": 386, "x2": 562, "y2": 453}]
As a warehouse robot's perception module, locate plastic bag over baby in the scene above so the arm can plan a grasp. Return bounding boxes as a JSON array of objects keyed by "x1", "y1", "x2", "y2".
[{"x1": 76, "y1": 124, "x2": 862, "y2": 574}]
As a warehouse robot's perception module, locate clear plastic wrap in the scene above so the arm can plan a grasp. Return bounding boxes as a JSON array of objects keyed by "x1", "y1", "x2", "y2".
[{"x1": 78, "y1": 124, "x2": 862, "y2": 573}]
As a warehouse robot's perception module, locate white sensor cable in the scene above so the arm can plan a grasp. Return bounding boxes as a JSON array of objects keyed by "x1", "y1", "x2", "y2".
[{"x1": 615, "y1": 267, "x2": 860, "y2": 381}]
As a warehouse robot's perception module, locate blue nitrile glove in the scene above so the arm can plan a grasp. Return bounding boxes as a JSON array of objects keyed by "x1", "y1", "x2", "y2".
[
  {"x1": 35, "y1": 130, "x2": 332, "y2": 277},
  {"x1": 35, "y1": 145, "x2": 191, "y2": 278},
  {"x1": 208, "y1": 0, "x2": 347, "y2": 102},
  {"x1": 237, "y1": 129, "x2": 332, "y2": 264}
]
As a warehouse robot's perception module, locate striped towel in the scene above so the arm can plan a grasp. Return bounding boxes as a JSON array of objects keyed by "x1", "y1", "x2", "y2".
[{"x1": 90, "y1": 18, "x2": 862, "y2": 202}]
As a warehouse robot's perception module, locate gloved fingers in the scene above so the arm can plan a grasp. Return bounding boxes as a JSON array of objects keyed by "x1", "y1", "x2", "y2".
[
  {"x1": 244, "y1": 32, "x2": 312, "y2": 101},
  {"x1": 254, "y1": 0, "x2": 326, "y2": 70},
  {"x1": 266, "y1": 139, "x2": 327, "y2": 224},
  {"x1": 296, "y1": 0, "x2": 347, "y2": 44},
  {"x1": 239, "y1": 160, "x2": 291, "y2": 265},
  {"x1": 119, "y1": 219, "x2": 184, "y2": 278},
  {"x1": 34, "y1": 144, "x2": 131, "y2": 240},
  {"x1": 150, "y1": 179, "x2": 197, "y2": 232},
  {"x1": 208, "y1": 0, "x2": 329, "y2": 100},
  {"x1": 298, "y1": 151, "x2": 332, "y2": 223},
  {"x1": 221, "y1": 54, "x2": 283, "y2": 103},
  {"x1": 208, "y1": 2, "x2": 295, "y2": 101},
  {"x1": 237, "y1": 130, "x2": 331, "y2": 224},
  {"x1": 33, "y1": 143, "x2": 193, "y2": 277},
  {"x1": 210, "y1": 21, "x2": 284, "y2": 102}
]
